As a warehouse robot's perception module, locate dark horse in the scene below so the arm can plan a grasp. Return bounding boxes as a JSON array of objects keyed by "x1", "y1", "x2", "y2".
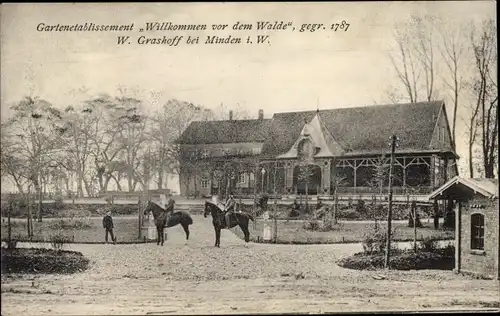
[
  {"x1": 203, "y1": 201, "x2": 254, "y2": 247},
  {"x1": 143, "y1": 200, "x2": 193, "y2": 246}
]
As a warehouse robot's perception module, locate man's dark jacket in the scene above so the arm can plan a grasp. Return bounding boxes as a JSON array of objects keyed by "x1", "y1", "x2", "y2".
[{"x1": 103, "y1": 215, "x2": 113, "y2": 230}]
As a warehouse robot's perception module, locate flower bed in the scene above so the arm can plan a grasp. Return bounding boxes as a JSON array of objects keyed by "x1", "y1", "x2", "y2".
[
  {"x1": 337, "y1": 248, "x2": 455, "y2": 270},
  {"x1": 1, "y1": 247, "x2": 90, "y2": 274}
]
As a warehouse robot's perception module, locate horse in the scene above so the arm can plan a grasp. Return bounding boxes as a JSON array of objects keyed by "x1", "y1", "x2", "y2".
[
  {"x1": 203, "y1": 201, "x2": 254, "y2": 247},
  {"x1": 143, "y1": 200, "x2": 193, "y2": 246}
]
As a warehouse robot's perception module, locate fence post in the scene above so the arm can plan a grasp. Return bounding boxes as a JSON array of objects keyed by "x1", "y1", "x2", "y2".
[
  {"x1": 138, "y1": 197, "x2": 143, "y2": 240},
  {"x1": 273, "y1": 199, "x2": 278, "y2": 243}
]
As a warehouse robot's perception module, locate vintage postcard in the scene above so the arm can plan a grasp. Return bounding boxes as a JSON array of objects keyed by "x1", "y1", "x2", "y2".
[{"x1": 1, "y1": 2, "x2": 498, "y2": 315}]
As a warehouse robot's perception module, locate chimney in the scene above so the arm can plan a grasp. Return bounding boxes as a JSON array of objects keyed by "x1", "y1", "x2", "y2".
[
  {"x1": 229, "y1": 110, "x2": 233, "y2": 121},
  {"x1": 258, "y1": 109, "x2": 264, "y2": 120}
]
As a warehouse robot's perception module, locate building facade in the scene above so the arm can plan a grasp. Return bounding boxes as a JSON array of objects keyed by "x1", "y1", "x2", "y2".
[
  {"x1": 429, "y1": 177, "x2": 499, "y2": 280},
  {"x1": 176, "y1": 101, "x2": 459, "y2": 198}
]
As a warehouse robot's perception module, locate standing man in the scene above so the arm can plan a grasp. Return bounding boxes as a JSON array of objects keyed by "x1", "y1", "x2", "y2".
[
  {"x1": 103, "y1": 211, "x2": 116, "y2": 244},
  {"x1": 224, "y1": 194, "x2": 236, "y2": 228}
]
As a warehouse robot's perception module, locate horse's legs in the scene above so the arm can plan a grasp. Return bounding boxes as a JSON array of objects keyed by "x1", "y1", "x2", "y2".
[
  {"x1": 214, "y1": 226, "x2": 218, "y2": 247},
  {"x1": 156, "y1": 226, "x2": 160, "y2": 245},
  {"x1": 215, "y1": 227, "x2": 221, "y2": 247},
  {"x1": 239, "y1": 221, "x2": 250, "y2": 242},
  {"x1": 182, "y1": 223, "x2": 190, "y2": 240},
  {"x1": 160, "y1": 227, "x2": 165, "y2": 246}
]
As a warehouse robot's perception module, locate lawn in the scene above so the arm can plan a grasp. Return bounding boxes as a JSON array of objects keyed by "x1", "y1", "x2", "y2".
[
  {"x1": 1, "y1": 216, "x2": 455, "y2": 245},
  {"x1": 1, "y1": 217, "x2": 144, "y2": 243},
  {"x1": 232, "y1": 219, "x2": 454, "y2": 244}
]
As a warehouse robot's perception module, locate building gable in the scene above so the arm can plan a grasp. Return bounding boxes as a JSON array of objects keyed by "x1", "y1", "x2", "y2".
[
  {"x1": 429, "y1": 103, "x2": 455, "y2": 152},
  {"x1": 276, "y1": 112, "x2": 343, "y2": 159}
]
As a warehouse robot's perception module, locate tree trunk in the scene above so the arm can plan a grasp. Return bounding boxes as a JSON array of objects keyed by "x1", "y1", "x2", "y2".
[
  {"x1": 468, "y1": 134, "x2": 475, "y2": 178},
  {"x1": 7, "y1": 201, "x2": 12, "y2": 247},
  {"x1": 157, "y1": 167, "x2": 164, "y2": 189},
  {"x1": 110, "y1": 175, "x2": 122, "y2": 191},
  {"x1": 77, "y1": 171, "x2": 85, "y2": 198},
  {"x1": 26, "y1": 190, "x2": 33, "y2": 238},
  {"x1": 35, "y1": 177, "x2": 43, "y2": 223},
  {"x1": 127, "y1": 171, "x2": 134, "y2": 192},
  {"x1": 333, "y1": 189, "x2": 338, "y2": 225},
  {"x1": 413, "y1": 202, "x2": 417, "y2": 252}
]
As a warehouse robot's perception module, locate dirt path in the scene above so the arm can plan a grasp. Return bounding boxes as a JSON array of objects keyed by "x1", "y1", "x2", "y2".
[{"x1": 2, "y1": 216, "x2": 499, "y2": 315}]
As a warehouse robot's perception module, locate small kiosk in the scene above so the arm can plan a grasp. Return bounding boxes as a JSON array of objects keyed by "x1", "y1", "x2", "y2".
[{"x1": 428, "y1": 176, "x2": 499, "y2": 280}]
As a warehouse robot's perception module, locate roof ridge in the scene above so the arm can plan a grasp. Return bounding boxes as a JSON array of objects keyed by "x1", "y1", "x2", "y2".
[
  {"x1": 274, "y1": 100, "x2": 445, "y2": 116},
  {"x1": 191, "y1": 118, "x2": 272, "y2": 124}
]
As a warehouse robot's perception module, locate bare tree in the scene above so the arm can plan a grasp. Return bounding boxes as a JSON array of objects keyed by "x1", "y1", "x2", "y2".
[
  {"x1": 85, "y1": 94, "x2": 127, "y2": 192},
  {"x1": 4, "y1": 96, "x2": 64, "y2": 222},
  {"x1": 0, "y1": 128, "x2": 30, "y2": 194},
  {"x1": 469, "y1": 18, "x2": 498, "y2": 178},
  {"x1": 388, "y1": 14, "x2": 441, "y2": 103},
  {"x1": 438, "y1": 22, "x2": 466, "y2": 149}
]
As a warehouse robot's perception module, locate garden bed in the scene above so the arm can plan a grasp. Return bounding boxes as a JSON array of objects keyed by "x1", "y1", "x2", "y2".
[
  {"x1": 232, "y1": 220, "x2": 454, "y2": 244},
  {"x1": 1, "y1": 217, "x2": 142, "y2": 243},
  {"x1": 1, "y1": 247, "x2": 90, "y2": 274},
  {"x1": 337, "y1": 248, "x2": 455, "y2": 271}
]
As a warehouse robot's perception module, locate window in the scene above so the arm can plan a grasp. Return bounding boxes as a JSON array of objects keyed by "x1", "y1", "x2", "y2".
[
  {"x1": 201, "y1": 178, "x2": 209, "y2": 189},
  {"x1": 238, "y1": 173, "x2": 246, "y2": 184},
  {"x1": 471, "y1": 213, "x2": 485, "y2": 250}
]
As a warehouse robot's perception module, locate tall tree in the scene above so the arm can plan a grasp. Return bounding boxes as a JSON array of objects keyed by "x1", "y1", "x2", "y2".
[
  {"x1": 389, "y1": 14, "x2": 440, "y2": 103},
  {"x1": 469, "y1": 18, "x2": 498, "y2": 178},
  {"x1": 4, "y1": 96, "x2": 63, "y2": 221},
  {"x1": 438, "y1": 22, "x2": 466, "y2": 149},
  {"x1": 115, "y1": 96, "x2": 149, "y2": 192},
  {"x1": 86, "y1": 94, "x2": 127, "y2": 192}
]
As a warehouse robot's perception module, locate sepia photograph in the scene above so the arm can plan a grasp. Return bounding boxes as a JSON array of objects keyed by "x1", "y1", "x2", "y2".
[{"x1": 1, "y1": 1, "x2": 498, "y2": 315}]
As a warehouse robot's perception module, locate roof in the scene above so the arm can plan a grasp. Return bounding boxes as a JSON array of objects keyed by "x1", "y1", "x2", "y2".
[
  {"x1": 177, "y1": 101, "x2": 452, "y2": 157},
  {"x1": 428, "y1": 176, "x2": 499, "y2": 200},
  {"x1": 175, "y1": 118, "x2": 272, "y2": 144},
  {"x1": 262, "y1": 100, "x2": 446, "y2": 157}
]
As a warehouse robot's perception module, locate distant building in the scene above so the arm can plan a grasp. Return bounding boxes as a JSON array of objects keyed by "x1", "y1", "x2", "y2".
[
  {"x1": 176, "y1": 101, "x2": 458, "y2": 198},
  {"x1": 429, "y1": 177, "x2": 499, "y2": 280}
]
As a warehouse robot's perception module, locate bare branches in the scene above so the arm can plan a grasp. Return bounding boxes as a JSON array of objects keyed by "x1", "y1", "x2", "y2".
[{"x1": 469, "y1": 18, "x2": 498, "y2": 178}]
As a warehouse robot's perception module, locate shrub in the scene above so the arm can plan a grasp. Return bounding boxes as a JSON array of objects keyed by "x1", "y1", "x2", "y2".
[
  {"x1": 338, "y1": 249, "x2": 455, "y2": 271},
  {"x1": 361, "y1": 223, "x2": 397, "y2": 254},
  {"x1": 355, "y1": 199, "x2": 366, "y2": 215},
  {"x1": 338, "y1": 208, "x2": 360, "y2": 220},
  {"x1": 417, "y1": 236, "x2": 439, "y2": 252},
  {"x1": 288, "y1": 208, "x2": 300, "y2": 218},
  {"x1": 319, "y1": 220, "x2": 344, "y2": 232},
  {"x1": 49, "y1": 232, "x2": 72, "y2": 250},
  {"x1": 303, "y1": 219, "x2": 344, "y2": 232},
  {"x1": 52, "y1": 195, "x2": 66, "y2": 210},
  {"x1": 48, "y1": 217, "x2": 93, "y2": 230},
  {"x1": 303, "y1": 219, "x2": 321, "y2": 231},
  {"x1": 1, "y1": 247, "x2": 90, "y2": 274}
]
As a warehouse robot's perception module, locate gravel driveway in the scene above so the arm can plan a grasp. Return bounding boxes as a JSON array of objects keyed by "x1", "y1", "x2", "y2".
[{"x1": 2, "y1": 215, "x2": 498, "y2": 315}]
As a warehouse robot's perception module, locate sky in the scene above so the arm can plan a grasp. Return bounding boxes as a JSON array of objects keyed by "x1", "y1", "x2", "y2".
[{"x1": 0, "y1": 1, "x2": 496, "y2": 190}]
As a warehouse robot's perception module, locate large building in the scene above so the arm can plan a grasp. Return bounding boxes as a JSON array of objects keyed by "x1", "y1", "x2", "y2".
[{"x1": 175, "y1": 101, "x2": 459, "y2": 199}]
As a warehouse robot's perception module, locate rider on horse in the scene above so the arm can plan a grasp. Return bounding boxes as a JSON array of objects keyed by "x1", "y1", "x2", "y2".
[{"x1": 224, "y1": 194, "x2": 236, "y2": 228}]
